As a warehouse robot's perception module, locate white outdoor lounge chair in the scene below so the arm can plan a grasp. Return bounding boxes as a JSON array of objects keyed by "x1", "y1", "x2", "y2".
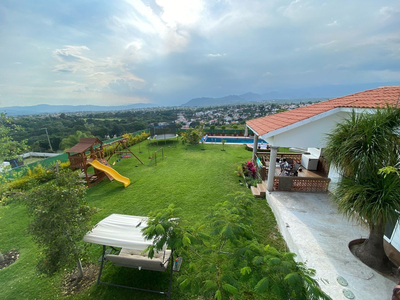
[
  {"x1": 106, "y1": 248, "x2": 172, "y2": 271},
  {"x1": 83, "y1": 214, "x2": 181, "y2": 299}
]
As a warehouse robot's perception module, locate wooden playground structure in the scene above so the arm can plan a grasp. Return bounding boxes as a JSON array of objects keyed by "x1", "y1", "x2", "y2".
[{"x1": 66, "y1": 137, "x2": 142, "y2": 187}]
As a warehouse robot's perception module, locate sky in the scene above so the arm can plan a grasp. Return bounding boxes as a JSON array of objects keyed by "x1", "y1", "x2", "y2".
[{"x1": 0, "y1": 0, "x2": 399, "y2": 107}]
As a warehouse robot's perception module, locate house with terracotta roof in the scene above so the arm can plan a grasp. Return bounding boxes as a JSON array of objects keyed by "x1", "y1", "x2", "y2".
[
  {"x1": 246, "y1": 86, "x2": 400, "y2": 190},
  {"x1": 245, "y1": 85, "x2": 400, "y2": 265}
]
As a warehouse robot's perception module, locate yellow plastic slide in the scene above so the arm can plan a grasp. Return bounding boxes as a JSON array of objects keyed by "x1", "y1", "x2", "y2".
[{"x1": 88, "y1": 160, "x2": 130, "y2": 187}]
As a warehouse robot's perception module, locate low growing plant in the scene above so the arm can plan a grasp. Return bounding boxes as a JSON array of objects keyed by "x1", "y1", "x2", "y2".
[
  {"x1": 243, "y1": 161, "x2": 256, "y2": 178},
  {"x1": 142, "y1": 193, "x2": 331, "y2": 300}
]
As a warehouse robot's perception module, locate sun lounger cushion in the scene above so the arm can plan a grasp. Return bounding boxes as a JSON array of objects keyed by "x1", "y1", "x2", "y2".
[{"x1": 106, "y1": 248, "x2": 171, "y2": 272}]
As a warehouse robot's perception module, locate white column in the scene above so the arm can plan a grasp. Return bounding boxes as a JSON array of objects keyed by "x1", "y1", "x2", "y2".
[
  {"x1": 267, "y1": 146, "x2": 279, "y2": 192},
  {"x1": 252, "y1": 135, "x2": 259, "y2": 162},
  {"x1": 244, "y1": 126, "x2": 248, "y2": 137}
]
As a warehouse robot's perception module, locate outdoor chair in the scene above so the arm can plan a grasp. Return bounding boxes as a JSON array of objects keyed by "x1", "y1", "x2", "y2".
[
  {"x1": 83, "y1": 214, "x2": 182, "y2": 299},
  {"x1": 106, "y1": 248, "x2": 172, "y2": 272},
  {"x1": 289, "y1": 163, "x2": 301, "y2": 176},
  {"x1": 280, "y1": 161, "x2": 292, "y2": 176},
  {"x1": 280, "y1": 163, "x2": 286, "y2": 175}
]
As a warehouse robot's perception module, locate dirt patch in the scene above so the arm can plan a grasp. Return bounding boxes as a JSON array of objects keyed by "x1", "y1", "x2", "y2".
[
  {"x1": 61, "y1": 264, "x2": 99, "y2": 296},
  {"x1": 0, "y1": 250, "x2": 19, "y2": 270}
]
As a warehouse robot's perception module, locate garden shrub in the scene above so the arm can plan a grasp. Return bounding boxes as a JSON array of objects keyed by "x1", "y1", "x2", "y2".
[
  {"x1": 122, "y1": 131, "x2": 149, "y2": 147},
  {"x1": 242, "y1": 161, "x2": 256, "y2": 178},
  {"x1": 2, "y1": 161, "x2": 71, "y2": 204},
  {"x1": 26, "y1": 169, "x2": 95, "y2": 278},
  {"x1": 181, "y1": 125, "x2": 205, "y2": 145},
  {"x1": 142, "y1": 193, "x2": 331, "y2": 300}
]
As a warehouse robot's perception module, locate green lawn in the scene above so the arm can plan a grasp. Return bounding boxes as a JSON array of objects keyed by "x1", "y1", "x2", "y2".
[
  {"x1": 23, "y1": 157, "x2": 44, "y2": 165},
  {"x1": 0, "y1": 141, "x2": 285, "y2": 300}
]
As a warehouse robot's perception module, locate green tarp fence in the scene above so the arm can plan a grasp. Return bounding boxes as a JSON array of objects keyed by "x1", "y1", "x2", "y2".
[{"x1": 179, "y1": 128, "x2": 252, "y2": 135}]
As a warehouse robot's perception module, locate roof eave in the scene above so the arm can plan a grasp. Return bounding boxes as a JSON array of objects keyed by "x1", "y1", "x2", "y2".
[{"x1": 259, "y1": 107, "x2": 342, "y2": 139}]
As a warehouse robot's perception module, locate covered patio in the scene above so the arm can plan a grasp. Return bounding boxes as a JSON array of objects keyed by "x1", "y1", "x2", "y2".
[{"x1": 254, "y1": 150, "x2": 331, "y2": 193}]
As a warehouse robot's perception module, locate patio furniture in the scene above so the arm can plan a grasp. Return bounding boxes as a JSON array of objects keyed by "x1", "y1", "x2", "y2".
[
  {"x1": 83, "y1": 214, "x2": 181, "y2": 299},
  {"x1": 288, "y1": 163, "x2": 301, "y2": 176},
  {"x1": 106, "y1": 248, "x2": 172, "y2": 271},
  {"x1": 279, "y1": 159, "x2": 293, "y2": 176}
]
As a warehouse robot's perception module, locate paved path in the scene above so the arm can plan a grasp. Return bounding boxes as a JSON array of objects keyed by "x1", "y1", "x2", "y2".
[{"x1": 266, "y1": 191, "x2": 395, "y2": 300}]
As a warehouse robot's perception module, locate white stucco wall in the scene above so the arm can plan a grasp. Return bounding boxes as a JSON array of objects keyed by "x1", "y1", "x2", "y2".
[
  {"x1": 261, "y1": 110, "x2": 351, "y2": 148},
  {"x1": 307, "y1": 148, "x2": 321, "y2": 157}
]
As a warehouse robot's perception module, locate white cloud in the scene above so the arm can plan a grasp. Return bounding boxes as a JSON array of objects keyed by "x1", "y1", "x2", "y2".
[
  {"x1": 206, "y1": 53, "x2": 226, "y2": 57},
  {"x1": 327, "y1": 20, "x2": 338, "y2": 26},
  {"x1": 52, "y1": 44, "x2": 147, "y2": 100},
  {"x1": 1, "y1": 0, "x2": 399, "y2": 106},
  {"x1": 156, "y1": 0, "x2": 204, "y2": 27},
  {"x1": 53, "y1": 45, "x2": 91, "y2": 62},
  {"x1": 309, "y1": 40, "x2": 337, "y2": 50},
  {"x1": 380, "y1": 6, "x2": 400, "y2": 20},
  {"x1": 55, "y1": 80, "x2": 82, "y2": 85},
  {"x1": 278, "y1": 0, "x2": 314, "y2": 21},
  {"x1": 53, "y1": 45, "x2": 94, "y2": 73},
  {"x1": 110, "y1": 0, "x2": 195, "y2": 59}
]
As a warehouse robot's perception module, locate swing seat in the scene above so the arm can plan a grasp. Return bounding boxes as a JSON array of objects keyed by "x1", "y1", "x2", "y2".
[{"x1": 106, "y1": 248, "x2": 172, "y2": 272}]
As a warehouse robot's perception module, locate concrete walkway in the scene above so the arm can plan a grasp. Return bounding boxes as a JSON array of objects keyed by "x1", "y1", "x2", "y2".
[{"x1": 266, "y1": 191, "x2": 395, "y2": 300}]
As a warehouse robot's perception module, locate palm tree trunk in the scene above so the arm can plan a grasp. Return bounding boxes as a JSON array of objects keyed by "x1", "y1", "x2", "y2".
[
  {"x1": 355, "y1": 222, "x2": 391, "y2": 273},
  {"x1": 77, "y1": 258, "x2": 84, "y2": 281}
]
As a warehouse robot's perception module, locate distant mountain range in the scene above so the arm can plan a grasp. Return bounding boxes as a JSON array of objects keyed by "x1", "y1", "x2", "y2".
[
  {"x1": 180, "y1": 82, "x2": 400, "y2": 107},
  {"x1": 0, "y1": 103, "x2": 156, "y2": 116},
  {"x1": 181, "y1": 92, "x2": 324, "y2": 107},
  {"x1": 2, "y1": 82, "x2": 398, "y2": 115}
]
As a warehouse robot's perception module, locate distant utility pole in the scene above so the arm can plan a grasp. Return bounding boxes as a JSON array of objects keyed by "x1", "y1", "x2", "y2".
[{"x1": 41, "y1": 128, "x2": 53, "y2": 152}]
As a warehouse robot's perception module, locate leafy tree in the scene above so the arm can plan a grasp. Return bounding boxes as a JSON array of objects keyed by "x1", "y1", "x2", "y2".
[
  {"x1": 182, "y1": 124, "x2": 205, "y2": 145},
  {"x1": 0, "y1": 113, "x2": 28, "y2": 164},
  {"x1": 210, "y1": 124, "x2": 215, "y2": 133},
  {"x1": 324, "y1": 107, "x2": 400, "y2": 272},
  {"x1": 221, "y1": 125, "x2": 226, "y2": 134},
  {"x1": 189, "y1": 121, "x2": 200, "y2": 128},
  {"x1": 59, "y1": 130, "x2": 91, "y2": 150},
  {"x1": 26, "y1": 170, "x2": 95, "y2": 279},
  {"x1": 142, "y1": 193, "x2": 331, "y2": 300}
]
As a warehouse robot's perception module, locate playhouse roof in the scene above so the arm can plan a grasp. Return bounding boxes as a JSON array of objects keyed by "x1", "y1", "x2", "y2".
[
  {"x1": 66, "y1": 137, "x2": 103, "y2": 154},
  {"x1": 246, "y1": 86, "x2": 400, "y2": 136}
]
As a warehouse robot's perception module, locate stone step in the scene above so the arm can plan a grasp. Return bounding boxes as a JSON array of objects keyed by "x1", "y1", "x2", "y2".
[
  {"x1": 250, "y1": 185, "x2": 261, "y2": 198},
  {"x1": 257, "y1": 183, "x2": 266, "y2": 197}
]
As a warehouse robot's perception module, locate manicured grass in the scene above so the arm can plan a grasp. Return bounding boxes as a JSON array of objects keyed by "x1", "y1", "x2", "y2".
[
  {"x1": 0, "y1": 141, "x2": 285, "y2": 300},
  {"x1": 22, "y1": 157, "x2": 44, "y2": 165}
]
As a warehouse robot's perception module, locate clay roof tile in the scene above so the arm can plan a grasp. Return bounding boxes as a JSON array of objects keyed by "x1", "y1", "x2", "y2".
[{"x1": 247, "y1": 86, "x2": 400, "y2": 136}]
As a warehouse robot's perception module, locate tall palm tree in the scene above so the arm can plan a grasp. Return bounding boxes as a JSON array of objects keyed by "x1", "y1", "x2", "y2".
[{"x1": 324, "y1": 106, "x2": 400, "y2": 273}]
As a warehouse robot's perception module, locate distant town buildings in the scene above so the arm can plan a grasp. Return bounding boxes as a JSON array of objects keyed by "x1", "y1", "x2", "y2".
[{"x1": 173, "y1": 102, "x2": 312, "y2": 128}]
